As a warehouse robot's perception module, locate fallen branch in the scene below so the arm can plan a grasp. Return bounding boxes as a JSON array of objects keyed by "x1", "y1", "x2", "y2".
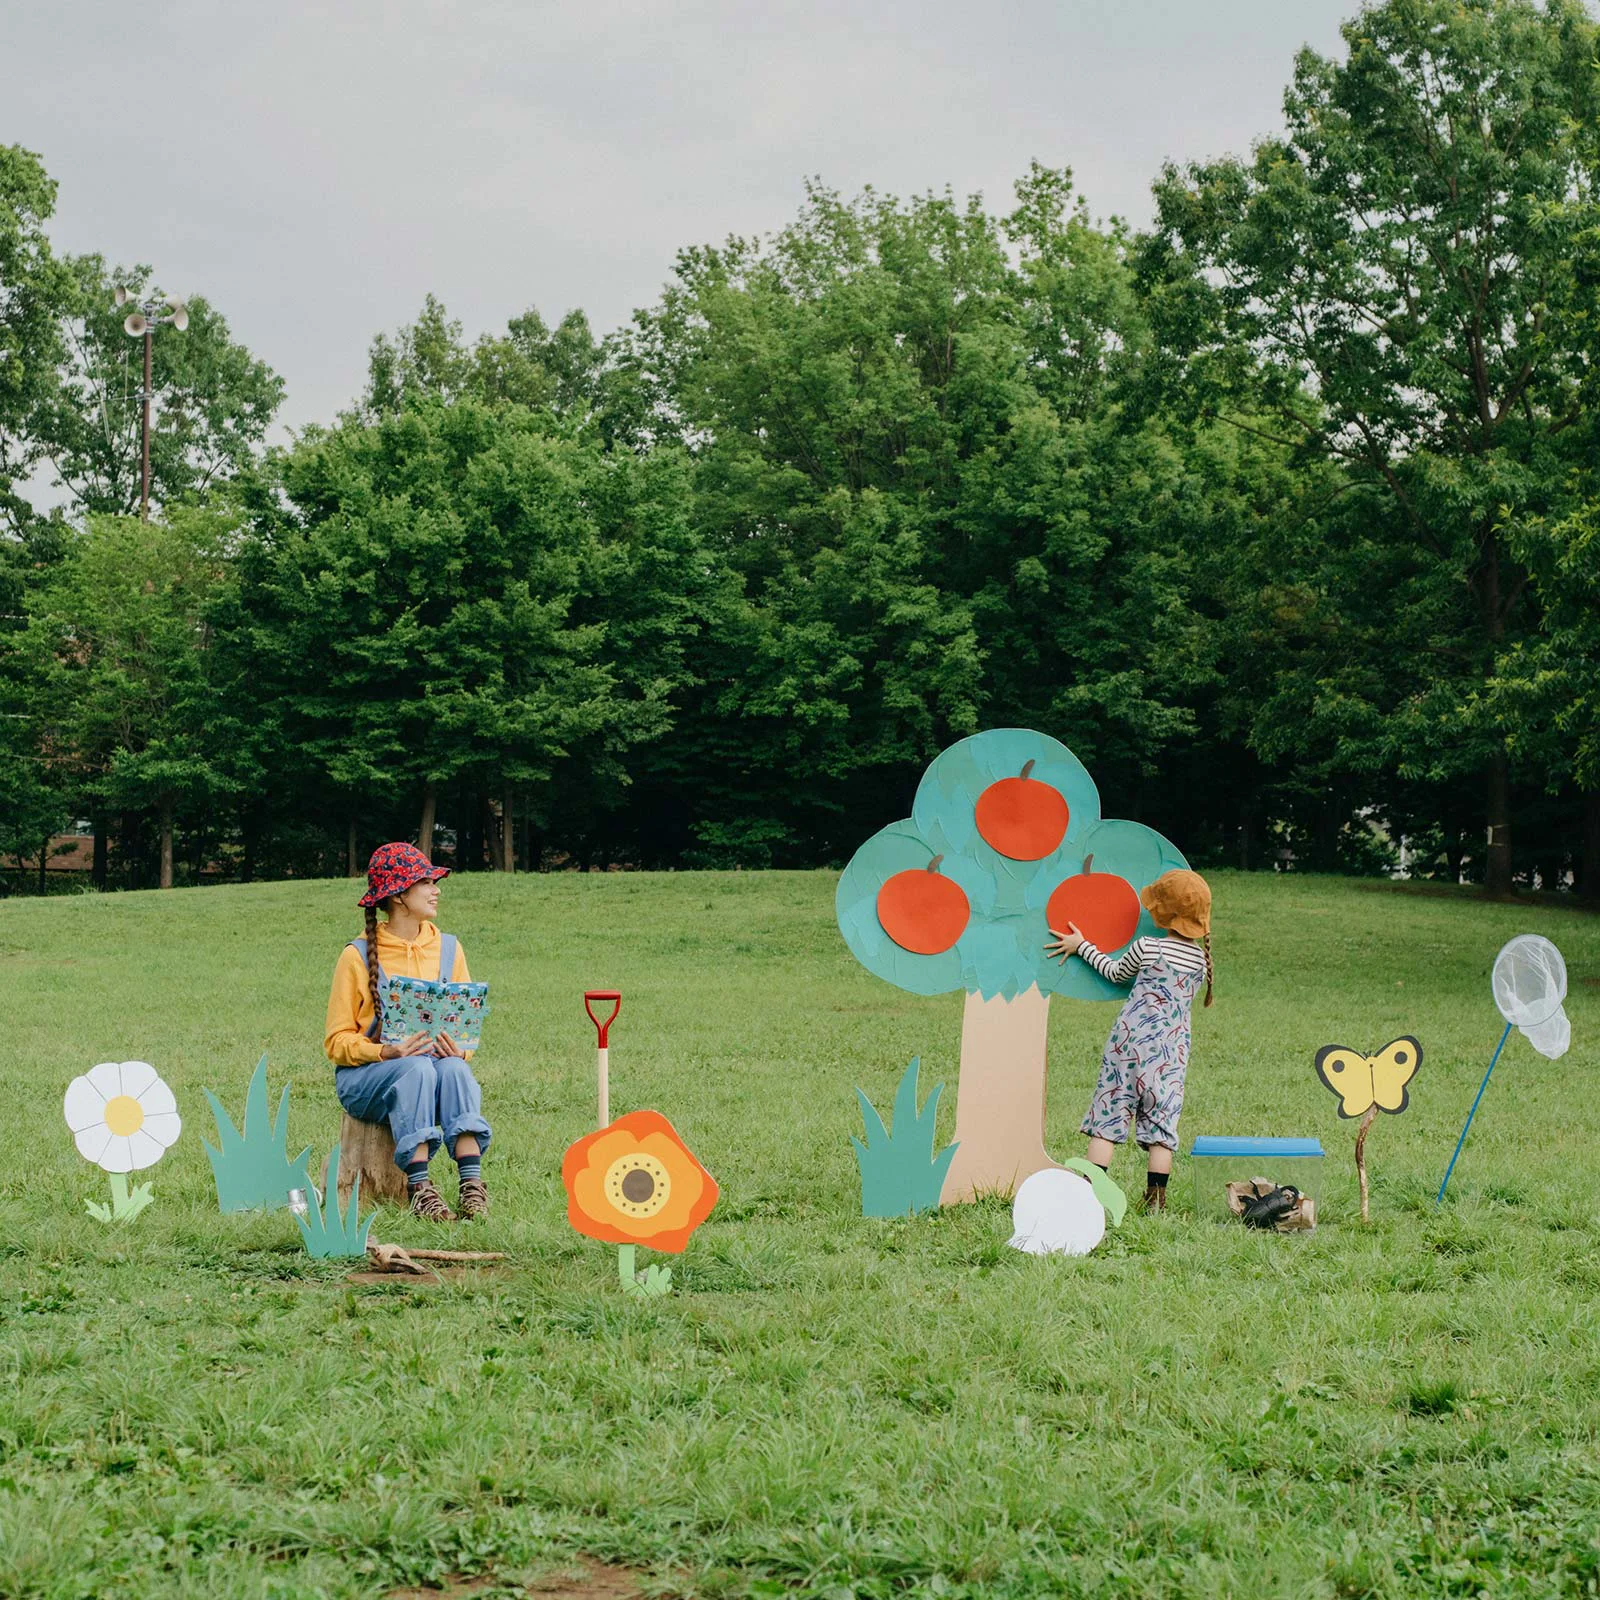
[{"x1": 363, "y1": 1242, "x2": 508, "y2": 1277}]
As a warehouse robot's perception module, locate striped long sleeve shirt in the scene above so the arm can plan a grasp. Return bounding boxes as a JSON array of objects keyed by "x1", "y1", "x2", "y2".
[{"x1": 1077, "y1": 934, "x2": 1207, "y2": 988}]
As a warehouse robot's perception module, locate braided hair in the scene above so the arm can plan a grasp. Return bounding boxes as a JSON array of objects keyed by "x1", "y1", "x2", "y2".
[
  {"x1": 1202, "y1": 932, "x2": 1214, "y2": 1009},
  {"x1": 363, "y1": 903, "x2": 385, "y2": 1039}
]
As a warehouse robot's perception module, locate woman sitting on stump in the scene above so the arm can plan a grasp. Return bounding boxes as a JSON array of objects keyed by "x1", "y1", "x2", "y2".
[{"x1": 324, "y1": 843, "x2": 491, "y2": 1222}]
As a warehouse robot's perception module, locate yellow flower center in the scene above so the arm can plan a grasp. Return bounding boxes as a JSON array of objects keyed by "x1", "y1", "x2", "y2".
[
  {"x1": 604, "y1": 1152, "x2": 671, "y2": 1219},
  {"x1": 104, "y1": 1095, "x2": 146, "y2": 1137}
]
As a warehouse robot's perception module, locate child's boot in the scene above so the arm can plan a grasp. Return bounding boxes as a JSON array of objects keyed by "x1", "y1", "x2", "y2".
[
  {"x1": 409, "y1": 1178, "x2": 457, "y2": 1223},
  {"x1": 458, "y1": 1177, "x2": 489, "y2": 1221},
  {"x1": 1140, "y1": 1171, "x2": 1170, "y2": 1214}
]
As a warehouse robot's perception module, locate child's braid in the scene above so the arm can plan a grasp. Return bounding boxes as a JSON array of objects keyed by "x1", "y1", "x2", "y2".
[
  {"x1": 364, "y1": 903, "x2": 384, "y2": 1039},
  {"x1": 1202, "y1": 932, "x2": 1214, "y2": 1009}
]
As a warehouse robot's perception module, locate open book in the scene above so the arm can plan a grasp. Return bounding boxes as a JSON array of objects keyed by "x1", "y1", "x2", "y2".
[{"x1": 379, "y1": 978, "x2": 491, "y2": 1051}]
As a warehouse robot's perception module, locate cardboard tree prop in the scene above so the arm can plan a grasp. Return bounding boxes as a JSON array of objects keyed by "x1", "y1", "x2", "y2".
[
  {"x1": 1438, "y1": 935, "x2": 1571, "y2": 1204},
  {"x1": 64, "y1": 1061, "x2": 182, "y2": 1223},
  {"x1": 837, "y1": 729, "x2": 1187, "y2": 1203},
  {"x1": 853, "y1": 1057, "x2": 958, "y2": 1218},
  {"x1": 1314, "y1": 1037, "x2": 1422, "y2": 1222},
  {"x1": 202, "y1": 1054, "x2": 315, "y2": 1212}
]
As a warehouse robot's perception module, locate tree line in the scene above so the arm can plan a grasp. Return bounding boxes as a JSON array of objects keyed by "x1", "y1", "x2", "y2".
[{"x1": 4, "y1": 0, "x2": 1599, "y2": 897}]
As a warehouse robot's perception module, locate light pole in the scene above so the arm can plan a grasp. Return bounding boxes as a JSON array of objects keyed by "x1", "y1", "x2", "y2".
[{"x1": 113, "y1": 286, "x2": 187, "y2": 521}]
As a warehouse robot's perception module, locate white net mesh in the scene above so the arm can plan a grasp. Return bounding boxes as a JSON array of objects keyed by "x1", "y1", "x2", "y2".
[{"x1": 1491, "y1": 935, "x2": 1570, "y2": 1060}]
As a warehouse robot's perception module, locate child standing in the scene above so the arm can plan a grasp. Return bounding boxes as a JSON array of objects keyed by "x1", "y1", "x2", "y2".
[
  {"x1": 1046, "y1": 869, "x2": 1213, "y2": 1213},
  {"x1": 324, "y1": 843, "x2": 492, "y2": 1222}
]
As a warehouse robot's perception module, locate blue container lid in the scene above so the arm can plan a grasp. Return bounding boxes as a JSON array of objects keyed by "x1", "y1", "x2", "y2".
[{"x1": 1189, "y1": 1135, "x2": 1325, "y2": 1158}]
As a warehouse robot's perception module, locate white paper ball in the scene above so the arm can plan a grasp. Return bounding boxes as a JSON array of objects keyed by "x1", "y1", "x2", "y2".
[{"x1": 1008, "y1": 1168, "x2": 1106, "y2": 1257}]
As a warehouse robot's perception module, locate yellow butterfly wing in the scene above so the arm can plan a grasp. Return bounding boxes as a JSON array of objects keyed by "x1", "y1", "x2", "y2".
[
  {"x1": 1314, "y1": 1045, "x2": 1375, "y2": 1117},
  {"x1": 1369, "y1": 1036, "x2": 1422, "y2": 1113}
]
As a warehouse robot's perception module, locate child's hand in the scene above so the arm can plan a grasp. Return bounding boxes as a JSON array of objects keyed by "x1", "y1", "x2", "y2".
[
  {"x1": 381, "y1": 1031, "x2": 433, "y2": 1061},
  {"x1": 1045, "y1": 922, "x2": 1086, "y2": 962},
  {"x1": 431, "y1": 1033, "x2": 465, "y2": 1059}
]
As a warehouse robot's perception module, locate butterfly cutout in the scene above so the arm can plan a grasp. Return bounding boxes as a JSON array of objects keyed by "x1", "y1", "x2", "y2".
[{"x1": 1314, "y1": 1036, "x2": 1422, "y2": 1118}]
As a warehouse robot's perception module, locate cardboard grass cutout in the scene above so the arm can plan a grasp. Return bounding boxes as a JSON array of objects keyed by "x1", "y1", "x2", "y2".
[
  {"x1": 64, "y1": 1061, "x2": 181, "y2": 1223},
  {"x1": 294, "y1": 1141, "x2": 376, "y2": 1259},
  {"x1": 1438, "y1": 935, "x2": 1571, "y2": 1204},
  {"x1": 1315, "y1": 1036, "x2": 1422, "y2": 1222},
  {"x1": 853, "y1": 1057, "x2": 959, "y2": 1218},
  {"x1": 837, "y1": 729, "x2": 1187, "y2": 1203},
  {"x1": 202, "y1": 1054, "x2": 315, "y2": 1212}
]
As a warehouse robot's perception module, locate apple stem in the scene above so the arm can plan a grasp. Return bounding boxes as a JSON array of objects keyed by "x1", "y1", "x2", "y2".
[
  {"x1": 927, "y1": 854, "x2": 944, "y2": 873},
  {"x1": 1020, "y1": 759, "x2": 1036, "y2": 780},
  {"x1": 1083, "y1": 853, "x2": 1094, "y2": 874}
]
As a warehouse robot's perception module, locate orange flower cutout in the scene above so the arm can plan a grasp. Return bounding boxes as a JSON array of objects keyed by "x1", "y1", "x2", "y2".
[{"x1": 562, "y1": 1110, "x2": 719, "y2": 1254}]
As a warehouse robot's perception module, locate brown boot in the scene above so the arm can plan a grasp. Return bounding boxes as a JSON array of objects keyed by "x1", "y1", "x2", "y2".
[
  {"x1": 457, "y1": 1177, "x2": 489, "y2": 1221},
  {"x1": 409, "y1": 1179, "x2": 456, "y2": 1223},
  {"x1": 1140, "y1": 1184, "x2": 1168, "y2": 1214}
]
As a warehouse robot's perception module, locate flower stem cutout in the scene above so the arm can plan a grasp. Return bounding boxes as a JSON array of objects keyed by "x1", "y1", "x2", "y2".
[
  {"x1": 617, "y1": 1244, "x2": 673, "y2": 1296},
  {"x1": 84, "y1": 1172, "x2": 155, "y2": 1225}
]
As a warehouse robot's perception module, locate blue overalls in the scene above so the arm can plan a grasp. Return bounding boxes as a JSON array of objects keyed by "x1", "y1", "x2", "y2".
[{"x1": 334, "y1": 932, "x2": 492, "y2": 1171}]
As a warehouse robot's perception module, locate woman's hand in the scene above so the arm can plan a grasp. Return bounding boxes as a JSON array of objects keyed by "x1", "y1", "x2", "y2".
[
  {"x1": 431, "y1": 1032, "x2": 464, "y2": 1059},
  {"x1": 1045, "y1": 921, "x2": 1086, "y2": 963},
  {"x1": 381, "y1": 1031, "x2": 433, "y2": 1061}
]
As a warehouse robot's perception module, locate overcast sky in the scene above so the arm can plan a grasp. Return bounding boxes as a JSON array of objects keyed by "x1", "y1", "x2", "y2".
[{"x1": 10, "y1": 0, "x2": 1356, "y2": 435}]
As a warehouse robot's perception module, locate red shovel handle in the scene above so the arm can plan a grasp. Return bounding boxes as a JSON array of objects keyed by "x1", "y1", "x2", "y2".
[{"x1": 584, "y1": 990, "x2": 621, "y2": 1047}]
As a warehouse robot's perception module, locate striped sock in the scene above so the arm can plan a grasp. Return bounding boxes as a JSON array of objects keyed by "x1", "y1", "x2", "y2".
[
  {"x1": 404, "y1": 1156, "x2": 430, "y2": 1192},
  {"x1": 456, "y1": 1154, "x2": 482, "y2": 1184}
]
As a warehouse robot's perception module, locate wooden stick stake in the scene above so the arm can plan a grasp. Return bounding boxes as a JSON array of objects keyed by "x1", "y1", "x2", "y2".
[{"x1": 1354, "y1": 1105, "x2": 1379, "y2": 1223}]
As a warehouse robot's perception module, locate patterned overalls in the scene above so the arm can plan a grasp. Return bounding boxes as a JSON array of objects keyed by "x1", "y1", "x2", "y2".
[{"x1": 1079, "y1": 943, "x2": 1203, "y2": 1150}]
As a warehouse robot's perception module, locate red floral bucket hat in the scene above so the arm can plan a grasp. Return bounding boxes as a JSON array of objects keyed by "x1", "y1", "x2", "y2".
[{"x1": 358, "y1": 842, "x2": 449, "y2": 908}]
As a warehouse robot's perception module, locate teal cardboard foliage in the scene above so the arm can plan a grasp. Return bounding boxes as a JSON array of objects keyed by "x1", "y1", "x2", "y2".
[
  {"x1": 836, "y1": 729, "x2": 1188, "y2": 1002},
  {"x1": 853, "y1": 1057, "x2": 959, "y2": 1218},
  {"x1": 202, "y1": 1054, "x2": 314, "y2": 1213},
  {"x1": 294, "y1": 1143, "x2": 375, "y2": 1259}
]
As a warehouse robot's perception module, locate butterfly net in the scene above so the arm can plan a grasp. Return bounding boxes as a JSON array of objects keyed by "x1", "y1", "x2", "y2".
[{"x1": 1491, "y1": 935, "x2": 1570, "y2": 1060}]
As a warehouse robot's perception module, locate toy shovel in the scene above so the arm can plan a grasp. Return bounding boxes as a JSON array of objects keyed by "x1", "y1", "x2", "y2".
[{"x1": 584, "y1": 990, "x2": 621, "y2": 1130}]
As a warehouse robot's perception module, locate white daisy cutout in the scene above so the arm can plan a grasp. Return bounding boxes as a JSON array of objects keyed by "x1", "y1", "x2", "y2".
[{"x1": 63, "y1": 1061, "x2": 182, "y2": 1173}]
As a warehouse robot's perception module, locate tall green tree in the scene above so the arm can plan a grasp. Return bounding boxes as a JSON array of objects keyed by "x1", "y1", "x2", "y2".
[
  {"x1": 24, "y1": 510, "x2": 235, "y2": 887},
  {"x1": 1143, "y1": 0, "x2": 1600, "y2": 893},
  {"x1": 0, "y1": 144, "x2": 71, "y2": 538},
  {"x1": 221, "y1": 397, "x2": 702, "y2": 871}
]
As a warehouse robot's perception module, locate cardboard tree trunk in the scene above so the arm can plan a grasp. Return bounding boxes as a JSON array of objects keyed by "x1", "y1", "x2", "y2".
[
  {"x1": 941, "y1": 986, "x2": 1056, "y2": 1203},
  {"x1": 836, "y1": 730, "x2": 1188, "y2": 1205},
  {"x1": 325, "y1": 1113, "x2": 408, "y2": 1207}
]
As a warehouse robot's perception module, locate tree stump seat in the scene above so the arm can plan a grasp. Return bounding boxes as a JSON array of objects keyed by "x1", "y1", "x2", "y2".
[{"x1": 325, "y1": 1112, "x2": 409, "y2": 1207}]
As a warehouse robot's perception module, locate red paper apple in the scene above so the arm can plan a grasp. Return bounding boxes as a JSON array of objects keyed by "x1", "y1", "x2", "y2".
[
  {"x1": 975, "y1": 759, "x2": 1070, "y2": 860},
  {"x1": 1046, "y1": 854, "x2": 1140, "y2": 952},
  {"x1": 877, "y1": 856, "x2": 970, "y2": 955}
]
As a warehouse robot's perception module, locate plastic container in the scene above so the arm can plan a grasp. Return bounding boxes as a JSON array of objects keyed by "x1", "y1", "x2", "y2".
[{"x1": 1188, "y1": 1135, "x2": 1324, "y2": 1220}]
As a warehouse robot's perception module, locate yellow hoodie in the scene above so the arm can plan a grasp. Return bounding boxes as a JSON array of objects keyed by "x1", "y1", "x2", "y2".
[{"x1": 324, "y1": 921, "x2": 473, "y2": 1068}]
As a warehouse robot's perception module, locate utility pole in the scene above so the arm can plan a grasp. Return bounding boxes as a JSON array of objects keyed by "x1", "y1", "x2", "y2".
[{"x1": 113, "y1": 287, "x2": 188, "y2": 521}]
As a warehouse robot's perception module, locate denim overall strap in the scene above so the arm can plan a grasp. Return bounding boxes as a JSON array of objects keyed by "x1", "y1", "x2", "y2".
[
  {"x1": 349, "y1": 938, "x2": 390, "y2": 1040},
  {"x1": 437, "y1": 933, "x2": 457, "y2": 983}
]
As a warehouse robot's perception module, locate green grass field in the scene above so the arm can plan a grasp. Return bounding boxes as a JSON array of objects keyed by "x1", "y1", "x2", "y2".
[{"x1": 5, "y1": 870, "x2": 1600, "y2": 1599}]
